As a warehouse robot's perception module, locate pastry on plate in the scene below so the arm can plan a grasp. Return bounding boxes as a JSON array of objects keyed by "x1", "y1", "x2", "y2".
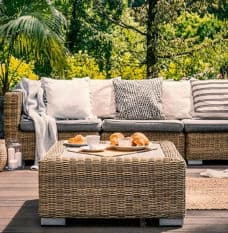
[
  {"x1": 131, "y1": 132, "x2": 150, "y2": 146},
  {"x1": 68, "y1": 134, "x2": 86, "y2": 144},
  {"x1": 110, "y1": 132, "x2": 124, "y2": 146}
]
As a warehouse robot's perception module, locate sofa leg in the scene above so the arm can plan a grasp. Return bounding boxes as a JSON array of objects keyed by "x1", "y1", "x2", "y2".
[
  {"x1": 159, "y1": 218, "x2": 184, "y2": 226},
  {"x1": 41, "y1": 218, "x2": 66, "y2": 226},
  {"x1": 139, "y1": 218, "x2": 146, "y2": 227},
  {"x1": 188, "y1": 160, "x2": 203, "y2": 165}
]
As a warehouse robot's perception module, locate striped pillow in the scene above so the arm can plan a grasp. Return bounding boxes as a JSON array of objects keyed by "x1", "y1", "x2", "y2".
[{"x1": 190, "y1": 79, "x2": 228, "y2": 119}]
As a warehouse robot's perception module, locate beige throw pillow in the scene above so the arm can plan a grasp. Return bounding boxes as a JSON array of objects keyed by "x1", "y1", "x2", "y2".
[
  {"x1": 162, "y1": 80, "x2": 193, "y2": 119},
  {"x1": 90, "y1": 78, "x2": 120, "y2": 118}
]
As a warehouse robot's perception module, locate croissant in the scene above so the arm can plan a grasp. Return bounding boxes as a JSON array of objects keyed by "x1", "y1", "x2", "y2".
[
  {"x1": 131, "y1": 132, "x2": 150, "y2": 146},
  {"x1": 110, "y1": 132, "x2": 124, "y2": 146},
  {"x1": 68, "y1": 134, "x2": 86, "y2": 144}
]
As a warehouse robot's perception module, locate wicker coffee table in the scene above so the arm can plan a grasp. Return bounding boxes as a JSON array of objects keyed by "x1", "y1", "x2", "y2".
[{"x1": 39, "y1": 141, "x2": 186, "y2": 226}]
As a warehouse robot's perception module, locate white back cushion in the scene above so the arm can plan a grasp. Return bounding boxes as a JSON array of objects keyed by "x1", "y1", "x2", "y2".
[
  {"x1": 162, "y1": 80, "x2": 193, "y2": 119},
  {"x1": 42, "y1": 78, "x2": 93, "y2": 119},
  {"x1": 90, "y1": 78, "x2": 120, "y2": 118}
]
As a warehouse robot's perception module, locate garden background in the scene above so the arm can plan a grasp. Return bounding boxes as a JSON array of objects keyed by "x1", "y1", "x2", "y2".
[
  {"x1": 0, "y1": 0, "x2": 227, "y2": 93},
  {"x1": 0, "y1": 0, "x2": 227, "y2": 137}
]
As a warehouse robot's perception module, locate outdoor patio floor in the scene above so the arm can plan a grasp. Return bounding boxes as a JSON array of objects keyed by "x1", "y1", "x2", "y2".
[{"x1": 0, "y1": 165, "x2": 228, "y2": 233}]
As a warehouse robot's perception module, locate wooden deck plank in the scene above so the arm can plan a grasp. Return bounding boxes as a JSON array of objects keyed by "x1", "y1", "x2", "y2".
[
  {"x1": 187, "y1": 210, "x2": 228, "y2": 217},
  {"x1": 1, "y1": 224, "x2": 228, "y2": 233},
  {"x1": 0, "y1": 166, "x2": 228, "y2": 233},
  {"x1": 0, "y1": 200, "x2": 29, "y2": 207}
]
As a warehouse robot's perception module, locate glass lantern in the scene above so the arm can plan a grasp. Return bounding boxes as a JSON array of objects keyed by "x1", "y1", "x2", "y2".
[{"x1": 7, "y1": 140, "x2": 23, "y2": 170}]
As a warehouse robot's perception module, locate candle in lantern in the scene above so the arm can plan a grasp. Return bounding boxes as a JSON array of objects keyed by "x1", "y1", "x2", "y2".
[
  {"x1": 8, "y1": 159, "x2": 18, "y2": 170},
  {"x1": 15, "y1": 152, "x2": 22, "y2": 167},
  {"x1": 8, "y1": 147, "x2": 15, "y2": 161}
]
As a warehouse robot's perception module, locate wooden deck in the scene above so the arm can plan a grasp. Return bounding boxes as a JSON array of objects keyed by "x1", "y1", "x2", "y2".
[{"x1": 0, "y1": 165, "x2": 228, "y2": 233}]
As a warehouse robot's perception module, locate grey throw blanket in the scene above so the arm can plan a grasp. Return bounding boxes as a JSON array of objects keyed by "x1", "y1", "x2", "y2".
[{"x1": 15, "y1": 78, "x2": 57, "y2": 169}]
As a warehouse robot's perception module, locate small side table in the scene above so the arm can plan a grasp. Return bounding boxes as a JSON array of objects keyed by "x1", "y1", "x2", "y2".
[{"x1": 0, "y1": 140, "x2": 7, "y2": 171}]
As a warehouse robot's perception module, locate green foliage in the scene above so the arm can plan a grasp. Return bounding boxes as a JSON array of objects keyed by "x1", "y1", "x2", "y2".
[
  {"x1": 0, "y1": 0, "x2": 226, "y2": 84},
  {"x1": 65, "y1": 0, "x2": 126, "y2": 78},
  {"x1": 53, "y1": 2, "x2": 146, "y2": 80},
  {"x1": 51, "y1": 43, "x2": 146, "y2": 80},
  {"x1": 110, "y1": 53, "x2": 146, "y2": 80},
  {"x1": 158, "y1": 12, "x2": 227, "y2": 80},
  {"x1": 122, "y1": 1, "x2": 227, "y2": 79},
  {"x1": 175, "y1": 13, "x2": 223, "y2": 41},
  {"x1": 52, "y1": 3, "x2": 227, "y2": 81},
  {"x1": 8, "y1": 57, "x2": 38, "y2": 88},
  {"x1": 51, "y1": 52, "x2": 105, "y2": 79},
  {"x1": 0, "y1": 0, "x2": 68, "y2": 94},
  {"x1": 185, "y1": 0, "x2": 228, "y2": 20},
  {"x1": 129, "y1": 0, "x2": 145, "y2": 7},
  {"x1": 110, "y1": 10, "x2": 146, "y2": 79},
  {"x1": 53, "y1": 0, "x2": 72, "y2": 18}
]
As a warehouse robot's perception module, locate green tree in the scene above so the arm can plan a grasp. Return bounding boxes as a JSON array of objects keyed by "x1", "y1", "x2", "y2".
[
  {"x1": 0, "y1": 0, "x2": 68, "y2": 94},
  {"x1": 119, "y1": 0, "x2": 227, "y2": 78},
  {"x1": 52, "y1": 0, "x2": 227, "y2": 79},
  {"x1": 95, "y1": 0, "x2": 184, "y2": 78},
  {"x1": 131, "y1": 0, "x2": 184, "y2": 77},
  {"x1": 159, "y1": 12, "x2": 227, "y2": 79},
  {"x1": 110, "y1": 10, "x2": 146, "y2": 79},
  {"x1": 185, "y1": 0, "x2": 228, "y2": 20},
  {"x1": 65, "y1": 0, "x2": 126, "y2": 78}
]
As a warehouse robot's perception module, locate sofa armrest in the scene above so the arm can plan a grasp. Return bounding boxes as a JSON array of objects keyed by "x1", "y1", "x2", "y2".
[{"x1": 4, "y1": 92, "x2": 23, "y2": 140}]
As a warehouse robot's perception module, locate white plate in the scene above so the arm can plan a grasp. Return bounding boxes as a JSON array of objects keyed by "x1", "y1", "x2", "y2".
[
  {"x1": 109, "y1": 145, "x2": 147, "y2": 151},
  {"x1": 80, "y1": 145, "x2": 107, "y2": 152},
  {"x1": 108, "y1": 143, "x2": 159, "y2": 152},
  {"x1": 63, "y1": 140, "x2": 87, "y2": 147}
]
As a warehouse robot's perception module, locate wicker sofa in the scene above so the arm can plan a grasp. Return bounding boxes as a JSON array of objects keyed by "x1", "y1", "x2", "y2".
[{"x1": 4, "y1": 80, "x2": 228, "y2": 163}]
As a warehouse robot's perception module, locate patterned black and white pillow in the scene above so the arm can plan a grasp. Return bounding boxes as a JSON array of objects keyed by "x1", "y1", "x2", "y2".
[
  {"x1": 113, "y1": 78, "x2": 165, "y2": 120},
  {"x1": 190, "y1": 79, "x2": 228, "y2": 119}
]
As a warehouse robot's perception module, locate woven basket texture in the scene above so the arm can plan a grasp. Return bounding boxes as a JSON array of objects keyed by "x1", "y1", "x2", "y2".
[
  {"x1": 186, "y1": 133, "x2": 228, "y2": 160},
  {"x1": 39, "y1": 141, "x2": 186, "y2": 219},
  {"x1": 0, "y1": 140, "x2": 7, "y2": 171}
]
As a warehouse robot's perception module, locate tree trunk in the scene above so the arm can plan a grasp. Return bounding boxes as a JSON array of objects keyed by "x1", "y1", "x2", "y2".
[
  {"x1": 146, "y1": 0, "x2": 158, "y2": 78},
  {"x1": 67, "y1": 0, "x2": 78, "y2": 52},
  {"x1": 104, "y1": 41, "x2": 112, "y2": 79}
]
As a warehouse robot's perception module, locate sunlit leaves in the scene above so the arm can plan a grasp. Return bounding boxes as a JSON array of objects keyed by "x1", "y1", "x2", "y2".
[
  {"x1": 159, "y1": 12, "x2": 227, "y2": 79},
  {"x1": 0, "y1": 56, "x2": 38, "y2": 91},
  {"x1": 0, "y1": 0, "x2": 68, "y2": 94}
]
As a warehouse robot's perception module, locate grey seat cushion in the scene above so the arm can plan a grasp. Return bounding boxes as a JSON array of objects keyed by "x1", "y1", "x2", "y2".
[
  {"x1": 20, "y1": 118, "x2": 102, "y2": 132},
  {"x1": 102, "y1": 119, "x2": 184, "y2": 132},
  {"x1": 183, "y1": 119, "x2": 228, "y2": 132}
]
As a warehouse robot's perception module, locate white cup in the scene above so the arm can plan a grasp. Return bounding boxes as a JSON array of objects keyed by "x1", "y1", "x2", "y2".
[
  {"x1": 86, "y1": 135, "x2": 100, "y2": 149},
  {"x1": 118, "y1": 137, "x2": 132, "y2": 147}
]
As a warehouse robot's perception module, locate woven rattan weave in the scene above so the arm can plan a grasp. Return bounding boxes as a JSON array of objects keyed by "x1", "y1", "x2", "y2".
[
  {"x1": 39, "y1": 141, "x2": 186, "y2": 219},
  {"x1": 0, "y1": 140, "x2": 7, "y2": 171},
  {"x1": 186, "y1": 133, "x2": 228, "y2": 160}
]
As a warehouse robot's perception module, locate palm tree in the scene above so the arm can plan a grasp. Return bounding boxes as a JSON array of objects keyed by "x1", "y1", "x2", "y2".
[{"x1": 0, "y1": 0, "x2": 68, "y2": 95}]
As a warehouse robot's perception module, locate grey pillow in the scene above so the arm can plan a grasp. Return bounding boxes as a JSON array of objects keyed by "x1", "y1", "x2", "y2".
[{"x1": 113, "y1": 78, "x2": 165, "y2": 120}]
